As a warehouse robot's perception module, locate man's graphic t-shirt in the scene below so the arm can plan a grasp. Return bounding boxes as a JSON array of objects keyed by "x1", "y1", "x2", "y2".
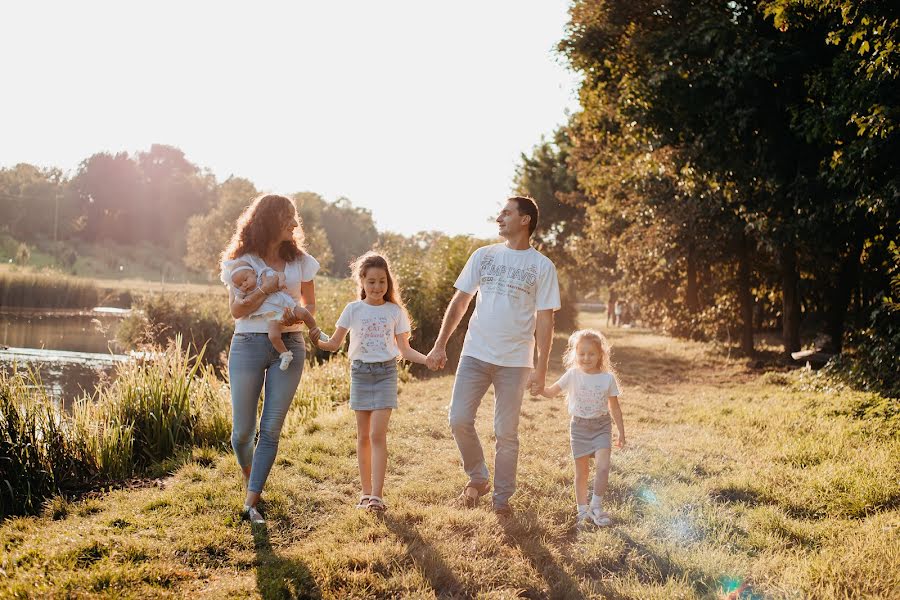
[
  {"x1": 336, "y1": 301, "x2": 411, "y2": 362},
  {"x1": 557, "y1": 368, "x2": 620, "y2": 418},
  {"x1": 454, "y1": 243, "x2": 561, "y2": 368}
]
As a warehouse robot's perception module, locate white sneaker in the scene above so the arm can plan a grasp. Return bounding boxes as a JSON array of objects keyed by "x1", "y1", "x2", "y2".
[
  {"x1": 279, "y1": 351, "x2": 293, "y2": 371},
  {"x1": 576, "y1": 510, "x2": 593, "y2": 531},
  {"x1": 590, "y1": 507, "x2": 611, "y2": 527},
  {"x1": 242, "y1": 504, "x2": 265, "y2": 524}
]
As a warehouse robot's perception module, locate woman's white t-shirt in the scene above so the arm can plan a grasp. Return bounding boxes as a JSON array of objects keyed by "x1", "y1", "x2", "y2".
[
  {"x1": 220, "y1": 253, "x2": 320, "y2": 334},
  {"x1": 336, "y1": 300, "x2": 411, "y2": 362},
  {"x1": 557, "y1": 368, "x2": 620, "y2": 418}
]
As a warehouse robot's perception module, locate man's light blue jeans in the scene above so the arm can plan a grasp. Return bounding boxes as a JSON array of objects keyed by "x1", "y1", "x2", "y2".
[{"x1": 448, "y1": 355, "x2": 530, "y2": 507}]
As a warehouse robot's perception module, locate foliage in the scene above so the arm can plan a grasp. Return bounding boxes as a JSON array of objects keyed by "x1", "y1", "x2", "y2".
[
  {"x1": 0, "y1": 339, "x2": 350, "y2": 519},
  {"x1": 554, "y1": 0, "x2": 898, "y2": 369},
  {"x1": 375, "y1": 232, "x2": 486, "y2": 373},
  {"x1": 0, "y1": 269, "x2": 100, "y2": 309},
  {"x1": 117, "y1": 293, "x2": 234, "y2": 371},
  {"x1": 321, "y1": 197, "x2": 379, "y2": 276}
]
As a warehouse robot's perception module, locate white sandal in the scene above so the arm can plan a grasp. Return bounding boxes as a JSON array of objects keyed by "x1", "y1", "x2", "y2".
[
  {"x1": 356, "y1": 495, "x2": 372, "y2": 509},
  {"x1": 366, "y1": 496, "x2": 386, "y2": 512}
]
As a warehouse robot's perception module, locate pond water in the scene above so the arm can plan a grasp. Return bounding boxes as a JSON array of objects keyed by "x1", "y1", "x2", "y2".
[{"x1": 0, "y1": 308, "x2": 131, "y2": 408}]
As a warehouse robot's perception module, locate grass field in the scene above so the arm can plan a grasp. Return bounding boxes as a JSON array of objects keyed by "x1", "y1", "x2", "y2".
[{"x1": 1, "y1": 310, "x2": 897, "y2": 598}]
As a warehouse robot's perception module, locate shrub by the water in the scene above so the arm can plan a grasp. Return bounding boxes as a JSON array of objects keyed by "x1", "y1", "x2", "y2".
[{"x1": 0, "y1": 338, "x2": 350, "y2": 519}]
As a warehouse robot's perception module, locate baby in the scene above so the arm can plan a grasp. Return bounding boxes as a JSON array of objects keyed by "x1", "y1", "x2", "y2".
[{"x1": 230, "y1": 261, "x2": 319, "y2": 370}]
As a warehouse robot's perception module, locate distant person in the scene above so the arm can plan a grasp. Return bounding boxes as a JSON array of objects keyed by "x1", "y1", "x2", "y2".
[
  {"x1": 220, "y1": 194, "x2": 320, "y2": 525},
  {"x1": 227, "y1": 258, "x2": 319, "y2": 370},
  {"x1": 539, "y1": 329, "x2": 624, "y2": 529},
  {"x1": 614, "y1": 298, "x2": 623, "y2": 327},
  {"x1": 606, "y1": 289, "x2": 618, "y2": 327},
  {"x1": 310, "y1": 252, "x2": 430, "y2": 513},
  {"x1": 426, "y1": 197, "x2": 561, "y2": 517}
]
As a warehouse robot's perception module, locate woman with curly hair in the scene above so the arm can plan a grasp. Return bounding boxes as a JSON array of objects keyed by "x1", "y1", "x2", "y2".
[{"x1": 219, "y1": 194, "x2": 320, "y2": 524}]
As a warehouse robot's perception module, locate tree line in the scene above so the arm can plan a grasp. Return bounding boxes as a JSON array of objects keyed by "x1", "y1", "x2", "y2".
[
  {"x1": 0, "y1": 144, "x2": 379, "y2": 277},
  {"x1": 514, "y1": 0, "x2": 898, "y2": 396}
]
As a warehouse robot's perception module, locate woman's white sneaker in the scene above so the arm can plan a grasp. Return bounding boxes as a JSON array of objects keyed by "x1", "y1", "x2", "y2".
[{"x1": 242, "y1": 504, "x2": 266, "y2": 524}]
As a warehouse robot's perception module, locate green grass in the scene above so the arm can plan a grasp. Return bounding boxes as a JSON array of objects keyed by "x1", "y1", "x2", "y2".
[
  {"x1": 0, "y1": 339, "x2": 350, "y2": 520},
  {"x1": 0, "y1": 312, "x2": 897, "y2": 598}
]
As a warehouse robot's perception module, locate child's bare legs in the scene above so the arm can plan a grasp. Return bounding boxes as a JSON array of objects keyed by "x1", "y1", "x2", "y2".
[
  {"x1": 355, "y1": 410, "x2": 373, "y2": 497},
  {"x1": 267, "y1": 322, "x2": 289, "y2": 355},
  {"x1": 369, "y1": 409, "x2": 391, "y2": 498},
  {"x1": 355, "y1": 409, "x2": 392, "y2": 502},
  {"x1": 573, "y1": 455, "x2": 591, "y2": 505},
  {"x1": 593, "y1": 448, "x2": 612, "y2": 503}
]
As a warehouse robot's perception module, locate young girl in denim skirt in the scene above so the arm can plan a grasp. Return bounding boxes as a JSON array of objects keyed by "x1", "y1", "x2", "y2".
[
  {"x1": 541, "y1": 329, "x2": 625, "y2": 529},
  {"x1": 311, "y1": 251, "x2": 428, "y2": 512}
]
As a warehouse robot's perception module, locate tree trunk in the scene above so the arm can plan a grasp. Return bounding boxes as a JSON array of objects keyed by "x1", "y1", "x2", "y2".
[
  {"x1": 781, "y1": 240, "x2": 802, "y2": 355},
  {"x1": 737, "y1": 232, "x2": 754, "y2": 354},
  {"x1": 686, "y1": 243, "x2": 699, "y2": 313},
  {"x1": 825, "y1": 242, "x2": 861, "y2": 353}
]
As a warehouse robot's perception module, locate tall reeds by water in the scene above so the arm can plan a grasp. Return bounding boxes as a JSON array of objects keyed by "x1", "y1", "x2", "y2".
[
  {"x1": 0, "y1": 270, "x2": 100, "y2": 309},
  {"x1": 0, "y1": 337, "x2": 350, "y2": 518}
]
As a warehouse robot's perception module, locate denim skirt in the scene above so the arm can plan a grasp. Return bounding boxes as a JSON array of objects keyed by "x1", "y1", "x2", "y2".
[
  {"x1": 570, "y1": 414, "x2": 612, "y2": 458},
  {"x1": 349, "y1": 359, "x2": 398, "y2": 410}
]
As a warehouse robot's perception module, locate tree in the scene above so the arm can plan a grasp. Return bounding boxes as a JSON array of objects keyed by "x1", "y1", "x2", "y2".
[
  {"x1": 321, "y1": 197, "x2": 378, "y2": 276},
  {"x1": 136, "y1": 144, "x2": 215, "y2": 250},
  {"x1": 185, "y1": 177, "x2": 258, "y2": 276},
  {"x1": 70, "y1": 152, "x2": 146, "y2": 244}
]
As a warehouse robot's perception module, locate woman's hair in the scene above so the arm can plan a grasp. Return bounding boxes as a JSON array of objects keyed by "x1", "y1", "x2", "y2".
[
  {"x1": 222, "y1": 194, "x2": 306, "y2": 262},
  {"x1": 351, "y1": 251, "x2": 412, "y2": 326},
  {"x1": 562, "y1": 329, "x2": 620, "y2": 388}
]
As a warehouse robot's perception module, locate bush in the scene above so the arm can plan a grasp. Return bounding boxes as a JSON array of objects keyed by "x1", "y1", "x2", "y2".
[
  {"x1": 0, "y1": 337, "x2": 351, "y2": 519},
  {"x1": 825, "y1": 295, "x2": 900, "y2": 399},
  {"x1": 118, "y1": 293, "x2": 233, "y2": 370}
]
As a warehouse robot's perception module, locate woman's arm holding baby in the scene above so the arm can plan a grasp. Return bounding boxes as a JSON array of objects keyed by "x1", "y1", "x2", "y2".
[{"x1": 230, "y1": 272, "x2": 280, "y2": 319}]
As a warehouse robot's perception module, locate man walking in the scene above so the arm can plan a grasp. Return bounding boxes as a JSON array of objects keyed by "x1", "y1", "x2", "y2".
[{"x1": 427, "y1": 197, "x2": 561, "y2": 516}]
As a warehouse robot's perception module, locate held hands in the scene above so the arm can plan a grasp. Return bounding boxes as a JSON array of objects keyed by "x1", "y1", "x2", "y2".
[
  {"x1": 526, "y1": 370, "x2": 546, "y2": 397},
  {"x1": 425, "y1": 345, "x2": 447, "y2": 371}
]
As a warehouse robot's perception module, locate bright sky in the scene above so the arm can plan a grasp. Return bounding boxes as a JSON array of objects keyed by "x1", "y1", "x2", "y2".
[{"x1": 1, "y1": 1, "x2": 580, "y2": 238}]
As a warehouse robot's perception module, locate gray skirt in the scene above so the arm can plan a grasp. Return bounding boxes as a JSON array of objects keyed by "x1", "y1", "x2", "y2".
[
  {"x1": 570, "y1": 414, "x2": 612, "y2": 458},
  {"x1": 349, "y1": 359, "x2": 398, "y2": 411}
]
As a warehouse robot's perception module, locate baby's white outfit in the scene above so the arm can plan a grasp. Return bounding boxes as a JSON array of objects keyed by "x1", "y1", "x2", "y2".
[{"x1": 227, "y1": 260, "x2": 297, "y2": 370}]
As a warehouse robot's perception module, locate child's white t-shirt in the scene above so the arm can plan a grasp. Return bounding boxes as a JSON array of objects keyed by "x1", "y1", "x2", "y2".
[
  {"x1": 336, "y1": 300, "x2": 411, "y2": 362},
  {"x1": 454, "y1": 243, "x2": 561, "y2": 368},
  {"x1": 557, "y1": 368, "x2": 620, "y2": 418}
]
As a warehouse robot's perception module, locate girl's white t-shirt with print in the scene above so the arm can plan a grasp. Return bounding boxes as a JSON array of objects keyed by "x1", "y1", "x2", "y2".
[
  {"x1": 558, "y1": 368, "x2": 620, "y2": 418},
  {"x1": 220, "y1": 253, "x2": 319, "y2": 334},
  {"x1": 454, "y1": 243, "x2": 561, "y2": 368},
  {"x1": 336, "y1": 300, "x2": 411, "y2": 363}
]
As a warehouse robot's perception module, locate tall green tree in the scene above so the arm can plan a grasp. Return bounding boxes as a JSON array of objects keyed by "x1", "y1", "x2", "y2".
[{"x1": 321, "y1": 197, "x2": 378, "y2": 276}]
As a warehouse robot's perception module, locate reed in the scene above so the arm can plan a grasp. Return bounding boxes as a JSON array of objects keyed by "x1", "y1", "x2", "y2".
[
  {"x1": 0, "y1": 337, "x2": 350, "y2": 519},
  {"x1": 0, "y1": 269, "x2": 99, "y2": 309}
]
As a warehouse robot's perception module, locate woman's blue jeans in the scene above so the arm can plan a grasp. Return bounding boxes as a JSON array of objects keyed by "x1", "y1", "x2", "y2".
[{"x1": 228, "y1": 331, "x2": 306, "y2": 493}]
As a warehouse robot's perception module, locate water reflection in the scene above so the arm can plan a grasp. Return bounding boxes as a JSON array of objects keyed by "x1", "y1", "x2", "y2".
[{"x1": 0, "y1": 308, "x2": 130, "y2": 408}]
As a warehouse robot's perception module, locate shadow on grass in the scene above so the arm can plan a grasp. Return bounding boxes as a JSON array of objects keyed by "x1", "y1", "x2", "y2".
[
  {"x1": 383, "y1": 514, "x2": 465, "y2": 597},
  {"x1": 499, "y1": 513, "x2": 587, "y2": 599},
  {"x1": 252, "y1": 523, "x2": 321, "y2": 600}
]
